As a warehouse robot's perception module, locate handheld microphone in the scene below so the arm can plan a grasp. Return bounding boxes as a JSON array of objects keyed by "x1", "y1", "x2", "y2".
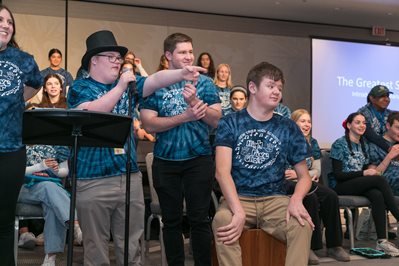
[{"x1": 121, "y1": 67, "x2": 136, "y2": 98}]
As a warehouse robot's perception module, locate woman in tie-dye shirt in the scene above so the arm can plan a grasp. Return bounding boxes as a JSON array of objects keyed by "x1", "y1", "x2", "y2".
[
  {"x1": 0, "y1": 5, "x2": 43, "y2": 265},
  {"x1": 330, "y1": 112, "x2": 399, "y2": 256}
]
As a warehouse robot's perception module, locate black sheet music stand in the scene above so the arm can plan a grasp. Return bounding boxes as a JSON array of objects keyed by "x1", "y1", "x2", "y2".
[{"x1": 23, "y1": 109, "x2": 132, "y2": 266}]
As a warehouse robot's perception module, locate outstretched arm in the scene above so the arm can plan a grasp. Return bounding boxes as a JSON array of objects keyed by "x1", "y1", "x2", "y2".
[
  {"x1": 143, "y1": 66, "x2": 206, "y2": 98},
  {"x1": 364, "y1": 126, "x2": 390, "y2": 152}
]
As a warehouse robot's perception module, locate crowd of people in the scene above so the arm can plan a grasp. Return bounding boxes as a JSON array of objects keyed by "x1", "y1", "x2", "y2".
[{"x1": 2, "y1": 3, "x2": 399, "y2": 266}]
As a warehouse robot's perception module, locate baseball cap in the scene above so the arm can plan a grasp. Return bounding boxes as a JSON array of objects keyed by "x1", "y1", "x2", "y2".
[{"x1": 368, "y1": 85, "x2": 393, "y2": 98}]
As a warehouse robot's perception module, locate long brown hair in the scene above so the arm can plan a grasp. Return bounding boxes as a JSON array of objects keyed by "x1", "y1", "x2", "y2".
[
  {"x1": 36, "y1": 74, "x2": 66, "y2": 108},
  {"x1": 0, "y1": 5, "x2": 19, "y2": 48},
  {"x1": 344, "y1": 112, "x2": 368, "y2": 159}
]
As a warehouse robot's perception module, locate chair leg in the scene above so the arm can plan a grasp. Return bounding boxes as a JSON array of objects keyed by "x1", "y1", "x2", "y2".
[
  {"x1": 146, "y1": 215, "x2": 155, "y2": 256},
  {"x1": 157, "y1": 215, "x2": 167, "y2": 266},
  {"x1": 345, "y1": 207, "x2": 355, "y2": 249},
  {"x1": 140, "y1": 233, "x2": 145, "y2": 265},
  {"x1": 14, "y1": 217, "x2": 19, "y2": 264}
]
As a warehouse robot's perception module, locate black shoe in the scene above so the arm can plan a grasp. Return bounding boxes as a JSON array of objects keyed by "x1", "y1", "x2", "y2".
[
  {"x1": 327, "y1": 247, "x2": 351, "y2": 262},
  {"x1": 388, "y1": 231, "x2": 397, "y2": 240}
]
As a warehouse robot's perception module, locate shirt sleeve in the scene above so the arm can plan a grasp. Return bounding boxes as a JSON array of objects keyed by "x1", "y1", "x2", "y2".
[
  {"x1": 286, "y1": 122, "x2": 309, "y2": 166},
  {"x1": 25, "y1": 55, "x2": 43, "y2": 89},
  {"x1": 311, "y1": 138, "x2": 322, "y2": 160},
  {"x1": 214, "y1": 116, "x2": 234, "y2": 148},
  {"x1": 332, "y1": 158, "x2": 364, "y2": 181},
  {"x1": 198, "y1": 77, "x2": 221, "y2": 106},
  {"x1": 67, "y1": 79, "x2": 97, "y2": 108}
]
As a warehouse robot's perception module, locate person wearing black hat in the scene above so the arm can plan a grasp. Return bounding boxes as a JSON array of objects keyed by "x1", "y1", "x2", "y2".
[
  {"x1": 67, "y1": 30, "x2": 205, "y2": 266},
  {"x1": 140, "y1": 33, "x2": 222, "y2": 266},
  {"x1": 358, "y1": 85, "x2": 394, "y2": 152}
]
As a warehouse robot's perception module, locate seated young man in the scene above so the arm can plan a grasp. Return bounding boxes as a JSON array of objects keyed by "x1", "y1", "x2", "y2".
[
  {"x1": 369, "y1": 111, "x2": 399, "y2": 195},
  {"x1": 212, "y1": 62, "x2": 313, "y2": 266}
]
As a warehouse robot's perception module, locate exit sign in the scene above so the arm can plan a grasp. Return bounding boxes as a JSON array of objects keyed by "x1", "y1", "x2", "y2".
[{"x1": 372, "y1": 26, "x2": 386, "y2": 36}]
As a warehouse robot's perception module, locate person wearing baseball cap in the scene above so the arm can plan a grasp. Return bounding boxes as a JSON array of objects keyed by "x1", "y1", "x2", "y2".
[
  {"x1": 358, "y1": 85, "x2": 394, "y2": 152},
  {"x1": 367, "y1": 85, "x2": 393, "y2": 102},
  {"x1": 67, "y1": 30, "x2": 206, "y2": 265}
]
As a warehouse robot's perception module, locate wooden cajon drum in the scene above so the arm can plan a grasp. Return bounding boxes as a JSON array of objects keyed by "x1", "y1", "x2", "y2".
[{"x1": 212, "y1": 229, "x2": 286, "y2": 266}]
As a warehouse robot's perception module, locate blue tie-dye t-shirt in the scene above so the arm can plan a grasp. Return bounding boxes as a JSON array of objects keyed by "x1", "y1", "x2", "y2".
[
  {"x1": 358, "y1": 103, "x2": 391, "y2": 136},
  {"x1": 329, "y1": 136, "x2": 370, "y2": 187},
  {"x1": 369, "y1": 140, "x2": 399, "y2": 196},
  {"x1": 216, "y1": 86, "x2": 231, "y2": 116},
  {"x1": 215, "y1": 109, "x2": 309, "y2": 197},
  {"x1": 141, "y1": 74, "x2": 220, "y2": 160},
  {"x1": 26, "y1": 145, "x2": 70, "y2": 178},
  {"x1": 306, "y1": 137, "x2": 321, "y2": 168},
  {"x1": 67, "y1": 76, "x2": 145, "y2": 179},
  {"x1": 273, "y1": 103, "x2": 291, "y2": 119},
  {"x1": 0, "y1": 47, "x2": 43, "y2": 152},
  {"x1": 330, "y1": 136, "x2": 369, "y2": 171},
  {"x1": 287, "y1": 137, "x2": 321, "y2": 170}
]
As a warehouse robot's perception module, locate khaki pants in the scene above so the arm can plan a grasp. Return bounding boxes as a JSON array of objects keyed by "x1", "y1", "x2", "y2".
[
  {"x1": 212, "y1": 196, "x2": 311, "y2": 266},
  {"x1": 76, "y1": 173, "x2": 145, "y2": 266}
]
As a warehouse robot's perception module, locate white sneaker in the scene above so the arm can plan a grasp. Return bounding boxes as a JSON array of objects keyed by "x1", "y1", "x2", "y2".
[
  {"x1": 41, "y1": 254, "x2": 56, "y2": 266},
  {"x1": 376, "y1": 239, "x2": 399, "y2": 257},
  {"x1": 74, "y1": 224, "x2": 83, "y2": 246},
  {"x1": 18, "y1": 232, "x2": 36, "y2": 250}
]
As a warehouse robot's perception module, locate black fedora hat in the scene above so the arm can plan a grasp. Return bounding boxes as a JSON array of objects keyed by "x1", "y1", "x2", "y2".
[{"x1": 81, "y1": 30, "x2": 128, "y2": 70}]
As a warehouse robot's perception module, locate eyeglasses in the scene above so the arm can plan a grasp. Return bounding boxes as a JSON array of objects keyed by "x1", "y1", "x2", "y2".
[{"x1": 96, "y1": 54, "x2": 124, "y2": 64}]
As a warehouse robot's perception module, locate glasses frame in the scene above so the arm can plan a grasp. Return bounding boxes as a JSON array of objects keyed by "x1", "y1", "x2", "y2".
[{"x1": 96, "y1": 54, "x2": 124, "y2": 64}]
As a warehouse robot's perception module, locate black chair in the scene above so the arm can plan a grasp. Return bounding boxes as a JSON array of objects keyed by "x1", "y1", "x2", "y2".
[
  {"x1": 320, "y1": 150, "x2": 372, "y2": 249},
  {"x1": 14, "y1": 202, "x2": 43, "y2": 263}
]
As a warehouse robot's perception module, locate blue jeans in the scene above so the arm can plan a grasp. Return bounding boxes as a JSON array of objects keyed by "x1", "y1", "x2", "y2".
[
  {"x1": 152, "y1": 156, "x2": 214, "y2": 266},
  {"x1": 18, "y1": 181, "x2": 70, "y2": 254}
]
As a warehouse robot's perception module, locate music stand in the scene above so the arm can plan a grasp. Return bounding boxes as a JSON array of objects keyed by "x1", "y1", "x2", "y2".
[{"x1": 23, "y1": 109, "x2": 132, "y2": 266}]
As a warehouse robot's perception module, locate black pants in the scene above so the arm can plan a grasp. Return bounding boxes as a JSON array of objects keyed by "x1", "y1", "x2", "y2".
[
  {"x1": 286, "y1": 180, "x2": 343, "y2": 250},
  {"x1": 152, "y1": 156, "x2": 214, "y2": 266},
  {"x1": 0, "y1": 148, "x2": 26, "y2": 266},
  {"x1": 335, "y1": 175, "x2": 399, "y2": 239}
]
